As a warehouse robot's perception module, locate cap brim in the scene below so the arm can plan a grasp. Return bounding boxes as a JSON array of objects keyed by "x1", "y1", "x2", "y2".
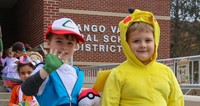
[{"x1": 46, "y1": 30, "x2": 85, "y2": 42}]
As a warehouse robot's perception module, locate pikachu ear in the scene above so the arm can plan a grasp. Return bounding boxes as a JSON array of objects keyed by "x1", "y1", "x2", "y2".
[{"x1": 128, "y1": 8, "x2": 135, "y2": 14}]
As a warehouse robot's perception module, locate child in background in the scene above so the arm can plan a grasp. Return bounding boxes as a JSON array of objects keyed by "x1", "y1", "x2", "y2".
[
  {"x1": 8, "y1": 55, "x2": 38, "y2": 106},
  {"x1": 101, "y1": 9, "x2": 184, "y2": 106},
  {"x1": 1, "y1": 48, "x2": 19, "y2": 79},
  {"x1": 12, "y1": 42, "x2": 26, "y2": 59},
  {"x1": 21, "y1": 18, "x2": 85, "y2": 106},
  {"x1": 12, "y1": 42, "x2": 43, "y2": 65}
]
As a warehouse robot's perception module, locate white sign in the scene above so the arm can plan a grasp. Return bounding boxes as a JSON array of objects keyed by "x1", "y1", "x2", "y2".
[{"x1": 177, "y1": 58, "x2": 190, "y2": 84}]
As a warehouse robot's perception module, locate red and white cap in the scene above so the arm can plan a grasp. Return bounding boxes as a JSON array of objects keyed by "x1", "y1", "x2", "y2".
[{"x1": 45, "y1": 18, "x2": 85, "y2": 42}]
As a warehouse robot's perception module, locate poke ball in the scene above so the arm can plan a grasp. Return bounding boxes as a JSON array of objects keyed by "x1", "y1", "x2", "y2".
[{"x1": 78, "y1": 88, "x2": 101, "y2": 106}]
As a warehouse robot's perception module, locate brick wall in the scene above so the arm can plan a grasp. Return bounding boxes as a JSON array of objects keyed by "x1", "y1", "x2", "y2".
[
  {"x1": 59, "y1": 0, "x2": 170, "y2": 16},
  {"x1": 158, "y1": 20, "x2": 171, "y2": 59},
  {"x1": 43, "y1": 0, "x2": 60, "y2": 38}
]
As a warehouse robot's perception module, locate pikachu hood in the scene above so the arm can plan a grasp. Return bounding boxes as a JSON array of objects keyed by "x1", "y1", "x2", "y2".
[{"x1": 119, "y1": 8, "x2": 160, "y2": 66}]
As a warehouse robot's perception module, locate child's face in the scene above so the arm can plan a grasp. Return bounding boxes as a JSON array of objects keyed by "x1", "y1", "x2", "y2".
[
  {"x1": 127, "y1": 30, "x2": 155, "y2": 65},
  {"x1": 47, "y1": 34, "x2": 78, "y2": 62},
  {"x1": 14, "y1": 50, "x2": 23, "y2": 58},
  {"x1": 8, "y1": 51, "x2": 14, "y2": 57},
  {"x1": 19, "y1": 65, "x2": 33, "y2": 81}
]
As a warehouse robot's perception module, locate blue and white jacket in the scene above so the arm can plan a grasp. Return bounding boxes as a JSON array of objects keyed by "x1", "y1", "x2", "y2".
[{"x1": 35, "y1": 64, "x2": 84, "y2": 106}]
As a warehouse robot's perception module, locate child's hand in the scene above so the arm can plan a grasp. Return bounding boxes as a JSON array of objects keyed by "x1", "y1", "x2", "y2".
[
  {"x1": 15, "y1": 61, "x2": 20, "y2": 64},
  {"x1": 43, "y1": 49, "x2": 63, "y2": 74}
]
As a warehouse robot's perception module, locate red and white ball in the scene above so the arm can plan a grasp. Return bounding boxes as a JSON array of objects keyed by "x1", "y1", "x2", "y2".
[{"x1": 78, "y1": 88, "x2": 101, "y2": 106}]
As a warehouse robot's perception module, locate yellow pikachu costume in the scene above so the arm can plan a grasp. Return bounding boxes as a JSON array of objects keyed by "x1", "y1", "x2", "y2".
[{"x1": 94, "y1": 9, "x2": 184, "y2": 106}]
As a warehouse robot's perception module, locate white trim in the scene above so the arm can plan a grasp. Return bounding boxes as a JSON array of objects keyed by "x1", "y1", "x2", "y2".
[
  {"x1": 74, "y1": 61, "x2": 120, "y2": 66},
  {"x1": 59, "y1": 9, "x2": 170, "y2": 20}
]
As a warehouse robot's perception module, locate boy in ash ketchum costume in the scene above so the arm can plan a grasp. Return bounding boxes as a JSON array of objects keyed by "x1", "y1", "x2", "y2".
[
  {"x1": 94, "y1": 8, "x2": 184, "y2": 106},
  {"x1": 21, "y1": 18, "x2": 85, "y2": 106}
]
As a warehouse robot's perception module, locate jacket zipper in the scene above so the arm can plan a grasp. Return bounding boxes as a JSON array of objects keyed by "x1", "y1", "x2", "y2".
[
  {"x1": 69, "y1": 69, "x2": 79, "y2": 106},
  {"x1": 58, "y1": 67, "x2": 80, "y2": 105},
  {"x1": 70, "y1": 96, "x2": 72, "y2": 106}
]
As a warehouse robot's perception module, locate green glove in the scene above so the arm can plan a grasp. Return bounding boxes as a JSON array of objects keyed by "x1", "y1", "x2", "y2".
[{"x1": 43, "y1": 54, "x2": 63, "y2": 74}]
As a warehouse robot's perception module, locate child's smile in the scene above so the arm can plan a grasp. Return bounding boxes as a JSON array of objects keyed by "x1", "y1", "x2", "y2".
[{"x1": 127, "y1": 30, "x2": 155, "y2": 64}]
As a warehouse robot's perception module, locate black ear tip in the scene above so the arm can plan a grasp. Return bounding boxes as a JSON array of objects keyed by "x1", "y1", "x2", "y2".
[{"x1": 128, "y1": 8, "x2": 135, "y2": 14}]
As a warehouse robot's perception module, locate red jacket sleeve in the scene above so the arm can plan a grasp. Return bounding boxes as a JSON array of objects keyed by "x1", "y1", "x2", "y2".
[{"x1": 8, "y1": 85, "x2": 20, "y2": 106}]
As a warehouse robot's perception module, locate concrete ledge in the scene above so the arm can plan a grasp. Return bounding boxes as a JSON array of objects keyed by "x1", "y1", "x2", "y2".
[{"x1": 184, "y1": 95, "x2": 200, "y2": 106}]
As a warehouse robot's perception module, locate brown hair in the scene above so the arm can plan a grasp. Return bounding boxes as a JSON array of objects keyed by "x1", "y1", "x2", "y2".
[
  {"x1": 126, "y1": 22, "x2": 154, "y2": 41},
  {"x1": 12, "y1": 42, "x2": 25, "y2": 52},
  {"x1": 47, "y1": 33, "x2": 79, "y2": 43},
  {"x1": 17, "y1": 63, "x2": 35, "y2": 74}
]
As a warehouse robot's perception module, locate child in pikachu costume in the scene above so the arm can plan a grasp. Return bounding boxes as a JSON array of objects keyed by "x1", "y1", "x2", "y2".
[{"x1": 93, "y1": 8, "x2": 184, "y2": 106}]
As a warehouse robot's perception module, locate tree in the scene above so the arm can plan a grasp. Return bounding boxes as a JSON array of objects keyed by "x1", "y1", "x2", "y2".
[{"x1": 170, "y1": 0, "x2": 200, "y2": 57}]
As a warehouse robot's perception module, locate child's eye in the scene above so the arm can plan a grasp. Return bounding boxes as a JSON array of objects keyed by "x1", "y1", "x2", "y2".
[
  {"x1": 20, "y1": 72, "x2": 25, "y2": 75},
  {"x1": 27, "y1": 71, "x2": 32, "y2": 74},
  {"x1": 68, "y1": 42, "x2": 72, "y2": 44},
  {"x1": 67, "y1": 41, "x2": 75, "y2": 45},
  {"x1": 20, "y1": 70, "x2": 32, "y2": 75},
  {"x1": 133, "y1": 40, "x2": 139, "y2": 43},
  {"x1": 56, "y1": 40, "x2": 62, "y2": 44},
  {"x1": 146, "y1": 39, "x2": 152, "y2": 42}
]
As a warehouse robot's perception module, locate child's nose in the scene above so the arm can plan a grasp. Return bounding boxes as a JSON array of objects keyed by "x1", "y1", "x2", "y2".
[
  {"x1": 140, "y1": 41, "x2": 146, "y2": 48},
  {"x1": 62, "y1": 47, "x2": 67, "y2": 51},
  {"x1": 25, "y1": 73, "x2": 30, "y2": 78}
]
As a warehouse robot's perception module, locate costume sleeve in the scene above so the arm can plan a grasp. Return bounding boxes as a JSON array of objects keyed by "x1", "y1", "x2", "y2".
[
  {"x1": 8, "y1": 86, "x2": 18, "y2": 106},
  {"x1": 0, "y1": 37, "x2": 3, "y2": 53},
  {"x1": 167, "y1": 68, "x2": 184, "y2": 106},
  {"x1": 1, "y1": 57, "x2": 6, "y2": 67},
  {"x1": 21, "y1": 71, "x2": 45, "y2": 96},
  {"x1": 101, "y1": 69, "x2": 121, "y2": 106}
]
